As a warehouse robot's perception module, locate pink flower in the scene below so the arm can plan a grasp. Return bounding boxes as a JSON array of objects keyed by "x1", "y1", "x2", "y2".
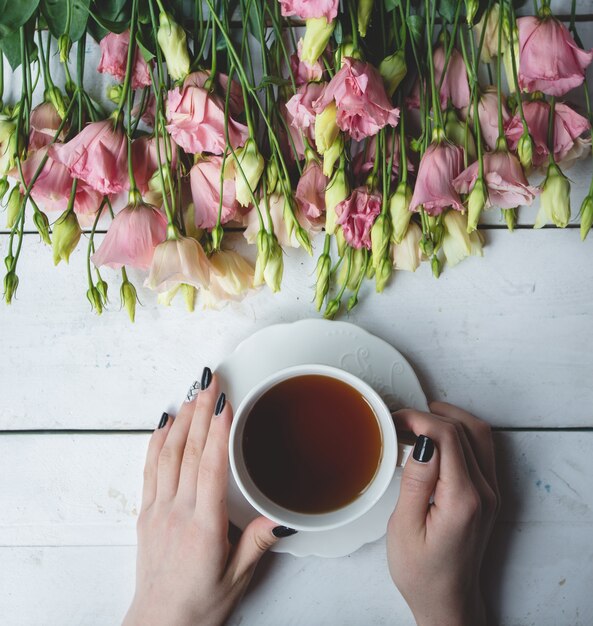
[
  {"x1": 97, "y1": 30, "x2": 151, "y2": 89},
  {"x1": 190, "y1": 155, "x2": 238, "y2": 229},
  {"x1": 408, "y1": 47, "x2": 470, "y2": 110},
  {"x1": 518, "y1": 16, "x2": 593, "y2": 96},
  {"x1": 49, "y1": 120, "x2": 128, "y2": 195},
  {"x1": 17, "y1": 147, "x2": 102, "y2": 215},
  {"x1": 280, "y1": 102, "x2": 306, "y2": 161},
  {"x1": 313, "y1": 58, "x2": 400, "y2": 141},
  {"x1": 278, "y1": 0, "x2": 338, "y2": 21},
  {"x1": 92, "y1": 203, "x2": 167, "y2": 270},
  {"x1": 131, "y1": 135, "x2": 178, "y2": 194},
  {"x1": 335, "y1": 187, "x2": 382, "y2": 249},
  {"x1": 132, "y1": 93, "x2": 156, "y2": 128},
  {"x1": 506, "y1": 100, "x2": 591, "y2": 167},
  {"x1": 145, "y1": 235, "x2": 211, "y2": 292},
  {"x1": 295, "y1": 159, "x2": 328, "y2": 220},
  {"x1": 409, "y1": 142, "x2": 465, "y2": 215},
  {"x1": 166, "y1": 71, "x2": 248, "y2": 154},
  {"x1": 476, "y1": 88, "x2": 510, "y2": 151},
  {"x1": 453, "y1": 151, "x2": 539, "y2": 209},
  {"x1": 290, "y1": 39, "x2": 324, "y2": 85},
  {"x1": 216, "y1": 72, "x2": 245, "y2": 118},
  {"x1": 352, "y1": 129, "x2": 409, "y2": 184},
  {"x1": 286, "y1": 82, "x2": 325, "y2": 139},
  {"x1": 29, "y1": 102, "x2": 64, "y2": 150}
]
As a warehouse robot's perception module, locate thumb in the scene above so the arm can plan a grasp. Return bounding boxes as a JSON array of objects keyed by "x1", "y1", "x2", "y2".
[
  {"x1": 229, "y1": 517, "x2": 290, "y2": 582},
  {"x1": 392, "y1": 435, "x2": 439, "y2": 532}
]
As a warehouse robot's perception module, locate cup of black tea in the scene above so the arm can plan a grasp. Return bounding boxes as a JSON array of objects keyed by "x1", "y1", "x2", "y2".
[{"x1": 229, "y1": 364, "x2": 413, "y2": 532}]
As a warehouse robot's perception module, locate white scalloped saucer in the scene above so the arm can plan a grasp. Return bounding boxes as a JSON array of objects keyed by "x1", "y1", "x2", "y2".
[{"x1": 215, "y1": 319, "x2": 428, "y2": 558}]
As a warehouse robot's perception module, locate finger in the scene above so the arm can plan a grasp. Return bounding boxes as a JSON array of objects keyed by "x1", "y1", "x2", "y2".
[
  {"x1": 194, "y1": 392, "x2": 232, "y2": 529},
  {"x1": 228, "y1": 516, "x2": 280, "y2": 584},
  {"x1": 429, "y1": 401, "x2": 499, "y2": 497},
  {"x1": 141, "y1": 412, "x2": 173, "y2": 511},
  {"x1": 155, "y1": 372, "x2": 211, "y2": 503},
  {"x1": 176, "y1": 372, "x2": 220, "y2": 506},
  {"x1": 392, "y1": 434, "x2": 439, "y2": 533},
  {"x1": 394, "y1": 409, "x2": 472, "y2": 494}
]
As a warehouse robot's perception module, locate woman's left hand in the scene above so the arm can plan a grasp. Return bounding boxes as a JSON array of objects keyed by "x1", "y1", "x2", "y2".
[{"x1": 123, "y1": 369, "x2": 285, "y2": 626}]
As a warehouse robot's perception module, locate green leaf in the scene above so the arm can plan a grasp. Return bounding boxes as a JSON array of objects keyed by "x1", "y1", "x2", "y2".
[
  {"x1": 41, "y1": 0, "x2": 90, "y2": 41},
  {"x1": 0, "y1": 0, "x2": 41, "y2": 38},
  {"x1": 333, "y1": 19, "x2": 343, "y2": 45},
  {"x1": 437, "y1": 0, "x2": 457, "y2": 23},
  {"x1": 406, "y1": 13, "x2": 424, "y2": 46},
  {"x1": 135, "y1": 30, "x2": 154, "y2": 63},
  {"x1": 0, "y1": 22, "x2": 38, "y2": 69},
  {"x1": 384, "y1": 0, "x2": 401, "y2": 11}
]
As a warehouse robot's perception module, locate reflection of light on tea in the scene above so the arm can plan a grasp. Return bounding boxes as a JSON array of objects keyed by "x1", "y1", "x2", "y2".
[{"x1": 243, "y1": 374, "x2": 382, "y2": 514}]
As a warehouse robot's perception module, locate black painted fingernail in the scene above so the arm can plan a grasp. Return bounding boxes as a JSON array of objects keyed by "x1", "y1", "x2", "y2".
[
  {"x1": 157, "y1": 412, "x2": 169, "y2": 429},
  {"x1": 272, "y1": 526, "x2": 298, "y2": 538},
  {"x1": 214, "y1": 392, "x2": 226, "y2": 416},
  {"x1": 201, "y1": 366, "x2": 212, "y2": 390},
  {"x1": 413, "y1": 434, "x2": 434, "y2": 463}
]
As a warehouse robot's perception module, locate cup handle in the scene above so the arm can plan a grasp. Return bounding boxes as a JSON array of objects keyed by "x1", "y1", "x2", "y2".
[{"x1": 396, "y1": 442, "x2": 415, "y2": 467}]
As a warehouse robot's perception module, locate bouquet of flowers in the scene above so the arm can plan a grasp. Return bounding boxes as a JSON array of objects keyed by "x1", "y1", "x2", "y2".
[{"x1": 2, "y1": 0, "x2": 592, "y2": 319}]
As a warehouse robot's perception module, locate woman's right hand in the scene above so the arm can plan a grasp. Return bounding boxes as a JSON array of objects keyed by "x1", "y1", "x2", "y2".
[{"x1": 387, "y1": 402, "x2": 500, "y2": 626}]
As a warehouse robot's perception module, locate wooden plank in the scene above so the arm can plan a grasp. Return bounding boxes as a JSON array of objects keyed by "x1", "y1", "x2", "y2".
[
  {"x1": 1, "y1": 229, "x2": 592, "y2": 429},
  {"x1": 1, "y1": 432, "x2": 591, "y2": 547},
  {"x1": 0, "y1": 527, "x2": 590, "y2": 625}
]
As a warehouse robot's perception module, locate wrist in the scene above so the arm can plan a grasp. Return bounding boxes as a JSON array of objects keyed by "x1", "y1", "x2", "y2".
[{"x1": 413, "y1": 592, "x2": 486, "y2": 626}]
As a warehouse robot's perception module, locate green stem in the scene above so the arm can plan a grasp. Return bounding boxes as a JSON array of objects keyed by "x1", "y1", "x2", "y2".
[
  {"x1": 496, "y1": 2, "x2": 506, "y2": 145},
  {"x1": 508, "y1": 1, "x2": 529, "y2": 133},
  {"x1": 436, "y1": 1, "x2": 463, "y2": 97},
  {"x1": 115, "y1": 0, "x2": 139, "y2": 121},
  {"x1": 425, "y1": 0, "x2": 444, "y2": 134},
  {"x1": 547, "y1": 97, "x2": 556, "y2": 154}
]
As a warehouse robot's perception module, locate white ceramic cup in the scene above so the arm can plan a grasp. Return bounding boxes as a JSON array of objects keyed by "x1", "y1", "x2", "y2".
[{"x1": 229, "y1": 364, "x2": 414, "y2": 532}]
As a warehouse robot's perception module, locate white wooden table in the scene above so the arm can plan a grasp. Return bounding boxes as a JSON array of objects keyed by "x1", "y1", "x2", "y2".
[{"x1": 2, "y1": 8, "x2": 593, "y2": 624}]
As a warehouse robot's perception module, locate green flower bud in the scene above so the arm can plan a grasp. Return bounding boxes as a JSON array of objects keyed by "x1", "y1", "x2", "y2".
[
  {"x1": 0, "y1": 176, "x2": 9, "y2": 201},
  {"x1": 4, "y1": 253, "x2": 14, "y2": 271},
  {"x1": 518, "y1": 131, "x2": 534, "y2": 170},
  {"x1": 107, "y1": 84, "x2": 124, "y2": 105},
  {"x1": 315, "y1": 102, "x2": 340, "y2": 154},
  {"x1": 254, "y1": 230, "x2": 270, "y2": 287},
  {"x1": 266, "y1": 160, "x2": 280, "y2": 195},
  {"x1": 419, "y1": 235, "x2": 434, "y2": 257},
  {"x1": 211, "y1": 224, "x2": 224, "y2": 250},
  {"x1": 323, "y1": 134, "x2": 343, "y2": 177},
  {"x1": 314, "y1": 252, "x2": 331, "y2": 311},
  {"x1": 45, "y1": 87, "x2": 68, "y2": 119},
  {"x1": 3, "y1": 269, "x2": 18, "y2": 304},
  {"x1": 301, "y1": 17, "x2": 335, "y2": 65},
  {"x1": 58, "y1": 34, "x2": 72, "y2": 63},
  {"x1": 389, "y1": 181, "x2": 413, "y2": 244},
  {"x1": 96, "y1": 277, "x2": 109, "y2": 303},
  {"x1": 339, "y1": 247, "x2": 366, "y2": 290},
  {"x1": 357, "y1": 0, "x2": 374, "y2": 37},
  {"x1": 444, "y1": 109, "x2": 476, "y2": 161},
  {"x1": 52, "y1": 211, "x2": 82, "y2": 265},
  {"x1": 182, "y1": 284, "x2": 196, "y2": 312},
  {"x1": 263, "y1": 236, "x2": 284, "y2": 293},
  {"x1": 6, "y1": 187, "x2": 21, "y2": 229},
  {"x1": 231, "y1": 138, "x2": 265, "y2": 207},
  {"x1": 370, "y1": 213, "x2": 391, "y2": 270},
  {"x1": 379, "y1": 50, "x2": 407, "y2": 96},
  {"x1": 157, "y1": 12, "x2": 191, "y2": 81},
  {"x1": 335, "y1": 226, "x2": 347, "y2": 256},
  {"x1": 503, "y1": 208, "x2": 516, "y2": 232},
  {"x1": 335, "y1": 42, "x2": 360, "y2": 65},
  {"x1": 0, "y1": 118, "x2": 18, "y2": 175},
  {"x1": 121, "y1": 280, "x2": 137, "y2": 322},
  {"x1": 325, "y1": 164, "x2": 349, "y2": 234},
  {"x1": 580, "y1": 195, "x2": 593, "y2": 241},
  {"x1": 33, "y1": 210, "x2": 52, "y2": 245},
  {"x1": 431, "y1": 255, "x2": 442, "y2": 278},
  {"x1": 295, "y1": 226, "x2": 313, "y2": 255},
  {"x1": 465, "y1": 0, "x2": 479, "y2": 24},
  {"x1": 375, "y1": 256, "x2": 392, "y2": 293},
  {"x1": 86, "y1": 286, "x2": 103, "y2": 315},
  {"x1": 346, "y1": 293, "x2": 359, "y2": 312},
  {"x1": 467, "y1": 177, "x2": 487, "y2": 233},
  {"x1": 324, "y1": 297, "x2": 340, "y2": 320},
  {"x1": 536, "y1": 161, "x2": 571, "y2": 229}
]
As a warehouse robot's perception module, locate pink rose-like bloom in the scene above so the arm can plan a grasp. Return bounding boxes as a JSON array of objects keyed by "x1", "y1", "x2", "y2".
[
  {"x1": 295, "y1": 159, "x2": 328, "y2": 220},
  {"x1": 190, "y1": 155, "x2": 238, "y2": 229},
  {"x1": 518, "y1": 16, "x2": 593, "y2": 96},
  {"x1": 98, "y1": 30, "x2": 151, "y2": 89},
  {"x1": 278, "y1": 0, "x2": 338, "y2": 21},
  {"x1": 286, "y1": 82, "x2": 325, "y2": 136},
  {"x1": 49, "y1": 120, "x2": 128, "y2": 195},
  {"x1": 18, "y1": 148, "x2": 102, "y2": 215},
  {"x1": 410, "y1": 142, "x2": 465, "y2": 215},
  {"x1": 92, "y1": 203, "x2": 167, "y2": 270},
  {"x1": 313, "y1": 58, "x2": 400, "y2": 141},
  {"x1": 166, "y1": 72, "x2": 248, "y2": 155},
  {"x1": 408, "y1": 47, "x2": 470, "y2": 110},
  {"x1": 131, "y1": 135, "x2": 178, "y2": 194},
  {"x1": 453, "y1": 151, "x2": 539, "y2": 209},
  {"x1": 290, "y1": 39, "x2": 324, "y2": 85},
  {"x1": 335, "y1": 187, "x2": 382, "y2": 249},
  {"x1": 29, "y1": 102, "x2": 65, "y2": 150},
  {"x1": 506, "y1": 100, "x2": 591, "y2": 167},
  {"x1": 476, "y1": 88, "x2": 510, "y2": 151}
]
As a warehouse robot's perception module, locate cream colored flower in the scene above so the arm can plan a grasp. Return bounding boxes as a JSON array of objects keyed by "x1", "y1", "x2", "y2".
[
  {"x1": 442, "y1": 210, "x2": 484, "y2": 267},
  {"x1": 392, "y1": 222, "x2": 423, "y2": 272}
]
